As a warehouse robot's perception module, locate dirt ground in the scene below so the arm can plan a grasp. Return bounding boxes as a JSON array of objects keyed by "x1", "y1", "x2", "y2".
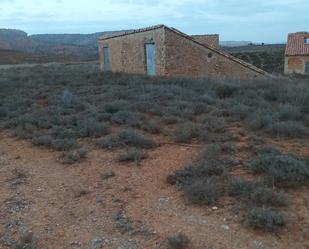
[{"x1": 0, "y1": 130, "x2": 308, "y2": 249}]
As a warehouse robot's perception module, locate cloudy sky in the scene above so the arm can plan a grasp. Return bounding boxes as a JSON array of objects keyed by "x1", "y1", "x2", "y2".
[{"x1": 0, "y1": 0, "x2": 308, "y2": 43}]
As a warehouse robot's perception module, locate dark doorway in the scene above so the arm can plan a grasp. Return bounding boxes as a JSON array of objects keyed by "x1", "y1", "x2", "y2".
[{"x1": 103, "y1": 47, "x2": 110, "y2": 71}]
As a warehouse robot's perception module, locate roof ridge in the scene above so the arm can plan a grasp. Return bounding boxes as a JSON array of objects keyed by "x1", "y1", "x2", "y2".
[
  {"x1": 99, "y1": 24, "x2": 165, "y2": 40},
  {"x1": 164, "y1": 26, "x2": 269, "y2": 76}
]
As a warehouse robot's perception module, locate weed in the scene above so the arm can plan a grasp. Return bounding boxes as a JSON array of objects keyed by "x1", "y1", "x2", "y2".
[
  {"x1": 14, "y1": 232, "x2": 36, "y2": 249},
  {"x1": 73, "y1": 188, "x2": 90, "y2": 198},
  {"x1": 184, "y1": 177, "x2": 223, "y2": 205},
  {"x1": 197, "y1": 115, "x2": 227, "y2": 133},
  {"x1": 215, "y1": 83, "x2": 238, "y2": 98},
  {"x1": 117, "y1": 148, "x2": 147, "y2": 164},
  {"x1": 111, "y1": 110, "x2": 142, "y2": 126},
  {"x1": 32, "y1": 134, "x2": 53, "y2": 146},
  {"x1": 103, "y1": 100, "x2": 130, "y2": 114},
  {"x1": 140, "y1": 119, "x2": 162, "y2": 134},
  {"x1": 172, "y1": 122, "x2": 200, "y2": 143},
  {"x1": 167, "y1": 233, "x2": 191, "y2": 249},
  {"x1": 51, "y1": 138, "x2": 78, "y2": 151},
  {"x1": 268, "y1": 121, "x2": 308, "y2": 138},
  {"x1": 77, "y1": 119, "x2": 109, "y2": 138},
  {"x1": 118, "y1": 129, "x2": 155, "y2": 149},
  {"x1": 229, "y1": 178, "x2": 288, "y2": 207},
  {"x1": 0, "y1": 106, "x2": 8, "y2": 119},
  {"x1": 249, "y1": 153, "x2": 309, "y2": 187},
  {"x1": 61, "y1": 148, "x2": 87, "y2": 164},
  {"x1": 101, "y1": 170, "x2": 115, "y2": 180},
  {"x1": 96, "y1": 135, "x2": 120, "y2": 149},
  {"x1": 244, "y1": 207, "x2": 285, "y2": 231}
]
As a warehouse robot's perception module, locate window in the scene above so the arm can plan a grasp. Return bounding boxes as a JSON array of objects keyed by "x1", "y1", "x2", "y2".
[
  {"x1": 208, "y1": 52, "x2": 213, "y2": 58},
  {"x1": 305, "y1": 38, "x2": 309, "y2": 44}
]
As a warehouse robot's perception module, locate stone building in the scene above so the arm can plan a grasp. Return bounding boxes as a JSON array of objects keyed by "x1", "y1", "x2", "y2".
[
  {"x1": 98, "y1": 25, "x2": 268, "y2": 79},
  {"x1": 285, "y1": 32, "x2": 309, "y2": 75}
]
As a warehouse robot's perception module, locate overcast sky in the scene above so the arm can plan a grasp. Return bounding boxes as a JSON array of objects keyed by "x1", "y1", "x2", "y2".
[{"x1": 0, "y1": 0, "x2": 308, "y2": 43}]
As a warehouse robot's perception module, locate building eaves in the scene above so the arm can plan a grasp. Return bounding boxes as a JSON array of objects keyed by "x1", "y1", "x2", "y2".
[{"x1": 98, "y1": 25, "x2": 165, "y2": 41}]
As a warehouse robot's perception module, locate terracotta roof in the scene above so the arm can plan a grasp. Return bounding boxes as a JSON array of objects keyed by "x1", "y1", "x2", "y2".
[
  {"x1": 285, "y1": 32, "x2": 309, "y2": 56},
  {"x1": 99, "y1": 24, "x2": 269, "y2": 76}
]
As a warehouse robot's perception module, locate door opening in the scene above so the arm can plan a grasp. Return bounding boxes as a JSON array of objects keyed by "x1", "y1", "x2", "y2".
[
  {"x1": 305, "y1": 61, "x2": 309, "y2": 74},
  {"x1": 103, "y1": 47, "x2": 110, "y2": 71},
  {"x1": 145, "y1": 43, "x2": 156, "y2": 76}
]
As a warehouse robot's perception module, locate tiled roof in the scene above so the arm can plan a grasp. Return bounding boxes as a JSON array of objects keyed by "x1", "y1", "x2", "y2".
[
  {"x1": 99, "y1": 24, "x2": 269, "y2": 76},
  {"x1": 98, "y1": 25, "x2": 165, "y2": 40},
  {"x1": 285, "y1": 32, "x2": 309, "y2": 56}
]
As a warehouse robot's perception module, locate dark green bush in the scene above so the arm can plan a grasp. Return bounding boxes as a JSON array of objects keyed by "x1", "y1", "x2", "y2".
[
  {"x1": 32, "y1": 134, "x2": 53, "y2": 146},
  {"x1": 269, "y1": 121, "x2": 308, "y2": 137},
  {"x1": 61, "y1": 148, "x2": 87, "y2": 164},
  {"x1": 184, "y1": 178, "x2": 222, "y2": 205},
  {"x1": 118, "y1": 129, "x2": 155, "y2": 149},
  {"x1": 0, "y1": 107, "x2": 8, "y2": 119},
  {"x1": 167, "y1": 233, "x2": 191, "y2": 249},
  {"x1": 277, "y1": 104, "x2": 302, "y2": 121},
  {"x1": 245, "y1": 207, "x2": 285, "y2": 231},
  {"x1": 229, "y1": 178, "x2": 259, "y2": 197},
  {"x1": 51, "y1": 138, "x2": 78, "y2": 151},
  {"x1": 117, "y1": 148, "x2": 147, "y2": 164},
  {"x1": 230, "y1": 178, "x2": 288, "y2": 207},
  {"x1": 172, "y1": 122, "x2": 200, "y2": 143},
  {"x1": 257, "y1": 145, "x2": 281, "y2": 155},
  {"x1": 215, "y1": 84, "x2": 238, "y2": 98},
  {"x1": 111, "y1": 110, "x2": 142, "y2": 126},
  {"x1": 96, "y1": 135, "x2": 120, "y2": 149},
  {"x1": 77, "y1": 119, "x2": 109, "y2": 138},
  {"x1": 162, "y1": 115, "x2": 182, "y2": 124},
  {"x1": 103, "y1": 100, "x2": 130, "y2": 114},
  {"x1": 197, "y1": 115, "x2": 226, "y2": 133},
  {"x1": 229, "y1": 104, "x2": 252, "y2": 121},
  {"x1": 249, "y1": 187, "x2": 288, "y2": 207},
  {"x1": 140, "y1": 120, "x2": 162, "y2": 134},
  {"x1": 249, "y1": 153, "x2": 309, "y2": 187},
  {"x1": 247, "y1": 112, "x2": 273, "y2": 130},
  {"x1": 96, "y1": 130, "x2": 155, "y2": 149}
]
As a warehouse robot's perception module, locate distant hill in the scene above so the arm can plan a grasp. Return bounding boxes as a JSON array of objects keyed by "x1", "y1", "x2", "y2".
[
  {"x1": 30, "y1": 31, "x2": 128, "y2": 47},
  {"x1": 219, "y1": 41, "x2": 252, "y2": 47},
  {"x1": 0, "y1": 29, "x2": 128, "y2": 64},
  {"x1": 0, "y1": 29, "x2": 39, "y2": 52},
  {"x1": 222, "y1": 44, "x2": 286, "y2": 74}
]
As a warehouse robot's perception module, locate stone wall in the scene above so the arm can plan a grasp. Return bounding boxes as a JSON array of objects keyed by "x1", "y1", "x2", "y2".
[
  {"x1": 164, "y1": 28, "x2": 266, "y2": 80},
  {"x1": 98, "y1": 26, "x2": 267, "y2": 80},
  {"x1": 191, "y1": 34, "x2": 219, "y2": 49},
  {"x1": 98, "y1": 27, "x2": 166, "y2": 75},
  {"x1": 284, "y1": 55, "x2": 309, "y2": 74}
]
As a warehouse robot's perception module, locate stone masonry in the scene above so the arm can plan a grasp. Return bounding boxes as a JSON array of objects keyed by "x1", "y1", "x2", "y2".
[{"x1": 98, "y1": 25, "x2": 268, "y2": 80}]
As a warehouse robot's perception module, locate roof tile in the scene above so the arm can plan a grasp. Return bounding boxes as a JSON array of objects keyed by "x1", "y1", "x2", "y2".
[{"x1": 285, "y1": 32, "x2": 309, "y2": 56}]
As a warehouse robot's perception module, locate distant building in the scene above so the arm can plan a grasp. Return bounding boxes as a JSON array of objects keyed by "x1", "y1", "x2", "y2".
[
  {"x1": 285, "y1": 32, "x2": 309, "y2": 75},
  {"x1": 98, "y1": 25, "x2": 268, "y2": 80}
]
